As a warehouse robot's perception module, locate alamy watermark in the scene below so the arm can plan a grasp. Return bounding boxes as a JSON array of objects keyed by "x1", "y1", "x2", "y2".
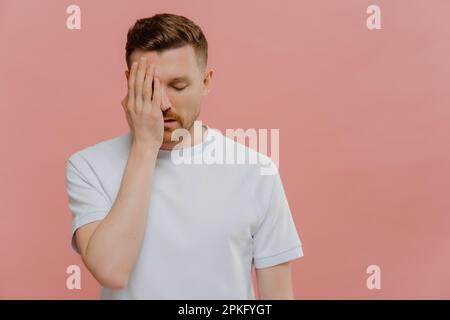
[
  {"x1": 66, "y1": 264, "x2": 81, "y2": 290},
  {"x1": 169, "y1": 120, "x2": 279, "y2": 176},
  {"x1": 366, "y1": 264, "x2": 381, "y2": 290}
]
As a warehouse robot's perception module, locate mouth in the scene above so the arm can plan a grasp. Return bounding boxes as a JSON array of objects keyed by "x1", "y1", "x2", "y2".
[{"x1": 163, "y1": 118, "x2": 178, "y2": 128}]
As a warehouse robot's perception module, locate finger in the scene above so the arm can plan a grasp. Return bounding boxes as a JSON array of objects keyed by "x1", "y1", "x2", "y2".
[
  {"x1": 122, "y1": 93, "x2": 134, "y2": 119},
  {"x1": 152, "y1": 77, "x2": 162, "y2": 108},
  {"x1": 121, "y1": 94, "x2": 132, "y2": 125},
  {"x1": 143, "y1": 63, "x2": 155, "y2": 111},
  {"x1": 135, "y1": 57, "x2": 147, "y2": 113},
  {"x1": 127, "y1": 62, "x2": 137, "y2": 114},
  {"x1": 127, "y1": 62, "x2": 137, "y2": 91}
]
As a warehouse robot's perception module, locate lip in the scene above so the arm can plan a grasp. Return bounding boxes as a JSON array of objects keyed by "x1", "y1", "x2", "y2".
[{"x1": 163, "y1": 119, "x2": 177, "y2": 128}]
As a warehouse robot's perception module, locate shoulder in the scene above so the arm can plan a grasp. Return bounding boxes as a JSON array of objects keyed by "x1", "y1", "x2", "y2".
[
  {"x1": 67, "y1": 132, "x2": 132, "y2": 171},
  {"x1": 207, "y1": 128, "x2": 280, "y2": 201}
]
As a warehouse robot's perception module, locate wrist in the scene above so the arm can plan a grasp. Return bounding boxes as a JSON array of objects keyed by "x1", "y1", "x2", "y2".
[{"x1": 131, "y1": 140, "x2": 160, "y2": 159}]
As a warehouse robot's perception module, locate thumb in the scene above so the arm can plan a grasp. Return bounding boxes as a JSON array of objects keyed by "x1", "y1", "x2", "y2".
[{"x1": 121, "y1": 94, "x2": 129, "y2": 112}]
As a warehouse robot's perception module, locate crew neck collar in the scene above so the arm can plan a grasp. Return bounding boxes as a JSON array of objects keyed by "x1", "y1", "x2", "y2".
[{"x1": 156, "y1": 124, "x2": 213, "y2": 160}]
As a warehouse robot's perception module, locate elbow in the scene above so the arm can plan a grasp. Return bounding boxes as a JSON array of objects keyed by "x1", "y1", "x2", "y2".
[
  {"x1": 82, "y1": 250, "x2": 131, "y2": 290},
  {"x1": 91, "y1": 267, "x2": 130, "y2": 290},
  {"x1": 98, "y1": 271, "x2": 129, "y2": 290}
]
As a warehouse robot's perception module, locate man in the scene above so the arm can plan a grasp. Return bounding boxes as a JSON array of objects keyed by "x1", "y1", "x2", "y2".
[{"x1": 66, "y1": 13, "x2": 303, "y2": 299}]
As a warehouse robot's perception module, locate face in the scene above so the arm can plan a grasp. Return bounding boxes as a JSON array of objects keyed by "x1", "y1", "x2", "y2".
[{"x1": 126, "y1": 45, "x2": 213, "y2": 148}]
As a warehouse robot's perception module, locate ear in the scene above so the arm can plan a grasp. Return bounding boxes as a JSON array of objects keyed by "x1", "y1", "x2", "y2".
[
  {"x1": 202, "y1": 68, "x2": 214, "y2": 96},
  {"x1": 125, "y1": 70, "x2": 129, "y2": 80}
]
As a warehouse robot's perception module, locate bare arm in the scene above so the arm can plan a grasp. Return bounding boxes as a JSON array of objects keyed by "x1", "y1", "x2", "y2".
[
  {"x1": 256, "y1": 262, "x2": 295, "y2": 299},
  {"x1": 75, "y1": 57, "x2": 165, "y2": 289}
]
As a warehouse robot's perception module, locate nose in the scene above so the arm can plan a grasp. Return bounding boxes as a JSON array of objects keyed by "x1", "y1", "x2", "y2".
[{"x1": 160, "y1": 85, "x2": 172, "y2": 111}]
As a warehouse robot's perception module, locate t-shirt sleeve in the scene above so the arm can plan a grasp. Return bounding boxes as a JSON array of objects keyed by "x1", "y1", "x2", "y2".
[
  {"x1": 66, "y1": 153, "x2": 112, "y2": 254},
  {"x1": 252, "y1": 172, "x2": 304, "y2": 269}
]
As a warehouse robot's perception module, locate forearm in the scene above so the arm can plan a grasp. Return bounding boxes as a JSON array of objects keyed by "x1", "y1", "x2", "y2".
[
  {"x1": 256, "y1": 262, "x2": 295, "y2": 300},
  {"x1": 84, "y1": 142, "x2": 158, "y2": 286}
]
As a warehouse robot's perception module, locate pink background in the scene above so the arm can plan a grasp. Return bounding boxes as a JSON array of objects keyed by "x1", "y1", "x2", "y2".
[{"x1": 1, "y1": 0, "x2": 449, "y2": 299}]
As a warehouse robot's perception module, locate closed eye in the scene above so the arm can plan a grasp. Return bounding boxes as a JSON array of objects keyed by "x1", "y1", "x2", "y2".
[{"x1": 172, "y1": 86, "x2": 187, "y2": 91}]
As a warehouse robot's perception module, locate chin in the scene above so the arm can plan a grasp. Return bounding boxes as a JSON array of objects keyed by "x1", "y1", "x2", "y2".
[{"x1": 163, "y1": 130, "x2": 181, "y2": 145}]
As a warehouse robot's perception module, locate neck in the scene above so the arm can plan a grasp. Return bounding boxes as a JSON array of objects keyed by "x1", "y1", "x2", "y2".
[{"x1": 160, "y1": 121, "x2": 208, "y2": 151}]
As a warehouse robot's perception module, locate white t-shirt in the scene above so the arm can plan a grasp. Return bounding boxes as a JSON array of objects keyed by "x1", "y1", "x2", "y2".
[{"x1": 66, "y1": 125, "x2": 303, "y2": 299}]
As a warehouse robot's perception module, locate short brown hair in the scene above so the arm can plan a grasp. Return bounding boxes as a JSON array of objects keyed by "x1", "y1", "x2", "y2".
[{"x1": 125, "y1": 13, "x2": 208, "y2": 71}]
